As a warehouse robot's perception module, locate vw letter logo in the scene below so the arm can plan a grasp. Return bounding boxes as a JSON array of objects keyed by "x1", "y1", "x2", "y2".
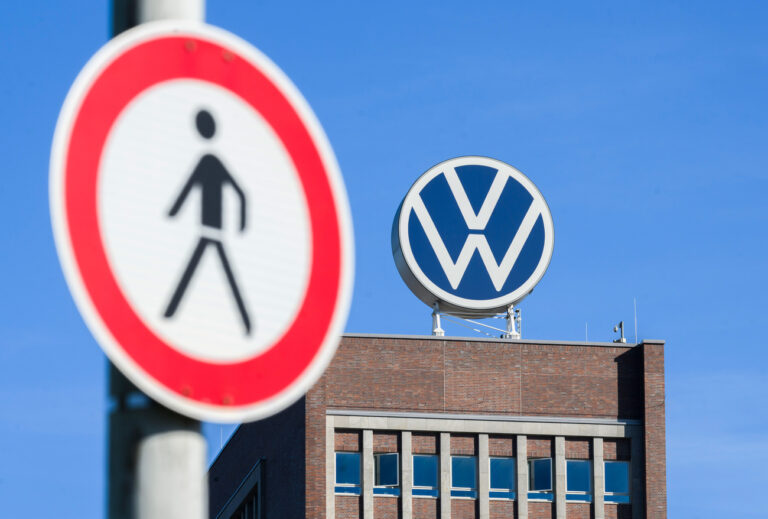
[{"x1": 392, "y1": 156, "x2": 554, "y2": 315}]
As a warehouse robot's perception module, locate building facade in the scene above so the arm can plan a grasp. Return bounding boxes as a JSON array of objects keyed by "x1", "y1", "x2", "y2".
[{"x1": 209, "y1": 334, "x2": 667, "y2": 519}]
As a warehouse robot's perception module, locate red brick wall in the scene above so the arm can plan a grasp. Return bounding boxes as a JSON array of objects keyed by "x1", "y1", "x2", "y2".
[
  {"x1": 565, "y1": 438, "x2": 591, "y2": 459},
  {"x1": 643, "y1": 342, "x2": 667, "y2": 518},
  {"x1": 374, "y1": 432, "x2": 399, "y2": 453},
  {"x1": 306, "y1": 375, "x2": 327, "y2": 518},
  {"x1": 451, "y1": 499, "x2": 477, "y2": 519},
  {"x1": 603, "y1": 439, "x2": 630, "y2": 461},
  {"x1": 413, "y1": 498, "x2": 439, "y2": 519},
  {"x1": 605, "y1": 504, "x2": 632, "y2": 519},
  {"x1": 450, "y1": 434, "x2": 476, "y2": 455},
  {"x1": 488, "y1": 436, "x2": 515, "y2": 457},
  {"x1": 489, "y1": 500, "x2": 516, "y2": 519},
  {"x1": 335, "y1": 495, "x2": 360, "y2": 519},
  {"x1": 413, "y1": 433, "x2": 438, "y2": 454},
  {"x1": 445, "y1": 342, "x2": 521, "y2": 413},
  {"x1": 335, "y1": 430, "x2": 361, "y2": 452},
  {"x1": 566, "y1": 503, "x2": 591, "y2": 519},
  {"x1": 527, "y1": 437, "x2": 552, "y2": 458},
  {"x1": 374, "y1": 497, "x2": 399, "y2": 519},
  {"x1": 321, "y1": 337, "x2": 643, "y2": 419},
  {"x1": 521, "y1": 345, "x2": 642, "y2": 418},
  {"x1": 528, "y1": 501, "x2": 553, "y2": 519}
]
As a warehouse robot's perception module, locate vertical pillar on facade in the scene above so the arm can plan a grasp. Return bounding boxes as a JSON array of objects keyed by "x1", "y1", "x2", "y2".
[
  {"x1": 554, "y1": 436, "x2": 566, "y2": 519},
  {"x1": 642, "y1": 340, "x2": 667, "y2": 519},
  {"x1": 402, "y1": 431, "x2": 413, "y2": 519},
  {"x1": 363, "y1": 430, "x2": 374, "y2": 519},
  {"x1": 478, "y1": 434, "x2": 490, "y2": 519},
  {"x1": 326, "y1": 417, "x2": 335, "y2": 519},
  {"x1": 440, "y1": 432, "x2": 451, "y2": 519},
  {"x1": 593, "y1": 437, "x2": 605, "y2": 519},
  {"x1": 630, "y1": 430, "x2": 644, "y2": 519},
  {"x1": 516, "y1": 435, "x2": 528, "y2": 519}
]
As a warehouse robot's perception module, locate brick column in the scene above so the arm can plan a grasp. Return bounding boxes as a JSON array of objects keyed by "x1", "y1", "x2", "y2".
[
  {"x1": 516, "y1": 435, "x2": 528, "y2": 519},
  {"x1": 440, "y1": 432, "x2": 451, "y2": 519},
  {"x1": 478, "y1": 434, "x2": 489, "y2": 519},
  {"x1": 363, "y1": 430, "x2": 374, "y2": 519},
  {"x1": 402, "y1": 431, "x2": 413, "y2": 519},
  {"x1": 554, "y1": 436, "x2": 566, "y2": 519},
  {"x1": 593, "y1": 437, "x2": 604, "y2": 519},
  {"x1": 642, "y1": 340, "x2": 667, "y2": 519}
]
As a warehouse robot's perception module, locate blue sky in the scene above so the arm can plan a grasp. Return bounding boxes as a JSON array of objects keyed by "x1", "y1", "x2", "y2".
[{"x1": 1, "y1": 1, "x2": 766, "y2": 517}]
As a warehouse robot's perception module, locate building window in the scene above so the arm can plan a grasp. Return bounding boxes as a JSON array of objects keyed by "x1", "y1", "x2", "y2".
[
  {"x1": 566, "y1": 460, "x2": 592, "y2": 502},
  {"x1": 528, "y1": 458, "x2": 553, "y2": 501},
  {"x1": 413, "y1": 454, "x2": 439, "y2": 497},
  {"x1": 451, "y1": 456, "x2": 477, "y2": 498},
  {"x1": 335, "y1": 452, "x2": 361, "y2": 495},
  {"x1": 374, "y1": 453, "x2": 400, "y2": 496},
  {"x1": 605, "y1": 461, "x2": 631, "y2": 503},
  {"x1": 489, "y1": 457, "x2": 516, "y2": 500}
]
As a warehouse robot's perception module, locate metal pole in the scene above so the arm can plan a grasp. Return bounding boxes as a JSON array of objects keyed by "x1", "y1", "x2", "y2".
[
  {"x1": 108, "y1": 2, "x2": 207, "y2": 518},
  {"x1": 431, "y1": 302, "x2": 444, "y2": 336}
]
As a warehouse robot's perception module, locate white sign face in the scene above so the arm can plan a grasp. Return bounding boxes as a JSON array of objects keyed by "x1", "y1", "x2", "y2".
[
  {"x1": 50, "y1": 22, "x2": 354, "y2": 422},
  {"x1": 100, "y1": 79, "x2": 311, "y2": 362}
]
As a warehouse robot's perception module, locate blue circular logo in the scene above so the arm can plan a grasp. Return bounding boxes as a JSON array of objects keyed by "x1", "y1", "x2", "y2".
[{"x1": 393, "y1": 156, "x2": 554, "y2": 315}]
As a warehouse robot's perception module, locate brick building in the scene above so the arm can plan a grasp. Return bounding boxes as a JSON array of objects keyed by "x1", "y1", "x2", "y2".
[{"x1": 208, "y1": 334, "x2": 666, "y2": 519}]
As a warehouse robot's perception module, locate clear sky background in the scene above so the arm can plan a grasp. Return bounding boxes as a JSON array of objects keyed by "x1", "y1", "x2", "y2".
[{"x1": 1, "y1": 1, "x2": 766, "y2": 517}]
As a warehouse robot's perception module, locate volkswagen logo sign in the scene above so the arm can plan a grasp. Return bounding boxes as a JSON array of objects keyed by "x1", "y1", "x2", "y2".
[{"x1": 392, "y1": 156, "x2": 554, "y2": 316}]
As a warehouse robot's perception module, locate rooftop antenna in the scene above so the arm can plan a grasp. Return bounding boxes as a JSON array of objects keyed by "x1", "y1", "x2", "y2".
[
  {"x1": 613, "y1": 321, "x2": 626, "y2": 343},
  {"x1": 633, "y1": 297, "x2": 638, "y2": 343}
]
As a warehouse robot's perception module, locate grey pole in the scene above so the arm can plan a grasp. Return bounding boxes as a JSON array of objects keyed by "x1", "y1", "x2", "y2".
[
  {"x1": 108, "y1": 1, "x2": 207, "y2": 518},
  {"x1": 113, "y1": 0, "x2": 204, "y2": 34}
]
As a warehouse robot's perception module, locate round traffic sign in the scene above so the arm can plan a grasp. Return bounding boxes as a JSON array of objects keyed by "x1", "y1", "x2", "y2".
[
  {"x1": 392, "y1": 156, "x2": 553, "y2": 316},
  {"x1": 50, "y1": 22, "x2": 354, "y2": 422}
]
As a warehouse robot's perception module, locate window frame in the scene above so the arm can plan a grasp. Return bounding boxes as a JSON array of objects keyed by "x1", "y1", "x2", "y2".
[
  {"x1": 527, "y1": 458, "x2": 553, "y2": 501},
  {"x1": 334, "y1": 451, "x2": 361, "y2": 496},
  {"x1": 604, "y1": 461, "x2": 631, "y2": 504},
  {"x1": 489, "y1": 456, "x2": 516, "y2": 500},
  {"x1": 565, "y1": 459, "x2": 592, "y2": 503},
  {"x1": 450, "y1": 455, "x2": 478, "y2": 499},
  {"x1": 373, "y1": 452, "x2": 400, "y2": 497},
  {"x1": 412, "y1": 454, "x2": 439, "y2": 498}
]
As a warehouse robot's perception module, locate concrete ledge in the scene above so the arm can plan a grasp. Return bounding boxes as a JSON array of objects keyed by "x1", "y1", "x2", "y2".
[
  {"x1": 327, "y1": 409, "x2": 642, "y2": 426},
  {"x1": 329, "y1": 414, "x2": 640, "y2": 439}
]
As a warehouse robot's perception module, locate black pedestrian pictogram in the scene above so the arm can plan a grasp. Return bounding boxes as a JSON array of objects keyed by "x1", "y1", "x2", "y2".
[{"x1": 163, "y1": 109, "x2": 252, "y2": 335}]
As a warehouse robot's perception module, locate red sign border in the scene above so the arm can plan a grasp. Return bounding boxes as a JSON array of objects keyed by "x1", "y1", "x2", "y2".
[{"x1": 50, "y1": 23, "x2": 353, "y2": 422}]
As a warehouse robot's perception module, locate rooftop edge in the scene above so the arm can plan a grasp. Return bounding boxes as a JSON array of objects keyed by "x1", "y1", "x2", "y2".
[{"x1": 341, "y1": 333, "x2": 665, "y2": 348}]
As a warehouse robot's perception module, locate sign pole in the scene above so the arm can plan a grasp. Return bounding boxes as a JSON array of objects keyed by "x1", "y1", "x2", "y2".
[{"x1": 108, "y1": 5, "x2": 207, "y2": 519}]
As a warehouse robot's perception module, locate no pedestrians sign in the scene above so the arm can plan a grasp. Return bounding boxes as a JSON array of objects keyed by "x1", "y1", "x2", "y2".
[{"x1": 50, "y1": 22, "x2": 354, "y2": 422}]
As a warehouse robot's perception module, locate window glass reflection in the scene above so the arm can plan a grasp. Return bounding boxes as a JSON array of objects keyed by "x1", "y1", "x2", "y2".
[
  {"x1": 490, "y1": 457, "x2": 516, "y2": 500},
  {"x1": 335, "y1": 452, "x2": 361, "y2": 495},
  {"x1": 451, "y1": 456, "x2": 477, "y2": 498},
  {"x1": 413, "y1": 455, "x2": 439, "y2": 497}
]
